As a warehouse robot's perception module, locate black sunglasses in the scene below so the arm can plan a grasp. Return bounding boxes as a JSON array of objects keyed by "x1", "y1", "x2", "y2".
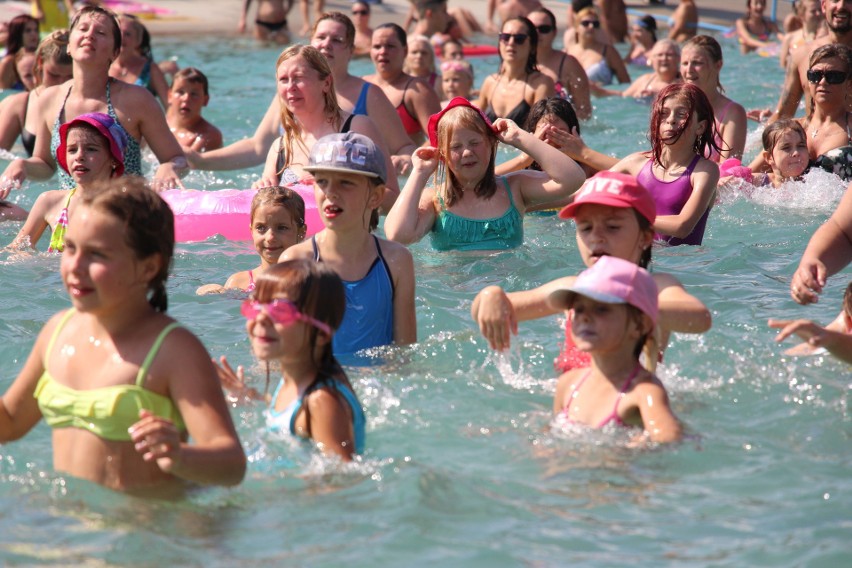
[
  {"x1": 806, "y1": 69, "x2": 848, "y2": 84},
  {"x1": 499, "y1": 33, "x2": 529, "y2": 44},
  {"x1": 352, "y1": 9, "x2": 368, "y2": 15},
  {"x1": 580, "y1": 20, "x2": 601, "y2": 29},
  {"x1": 535, "y1": 24, "x2": 554, "y2": 34}
]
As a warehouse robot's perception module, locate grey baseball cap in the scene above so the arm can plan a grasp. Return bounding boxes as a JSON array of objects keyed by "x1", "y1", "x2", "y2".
[{"x1": 304, "y1": 132, "x2": 387, "y2": 184}]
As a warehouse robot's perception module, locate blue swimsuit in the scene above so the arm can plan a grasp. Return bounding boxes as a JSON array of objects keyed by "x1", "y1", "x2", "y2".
[
  {"x1": 266, "y1": 376, "x2": 366, "y2": 454},
  {"x1": 352, "y1": 82, "x2": 370, "y2": 116},
  {"x1": 312, "y1": 235, "x2": 395, "y2": 356}
]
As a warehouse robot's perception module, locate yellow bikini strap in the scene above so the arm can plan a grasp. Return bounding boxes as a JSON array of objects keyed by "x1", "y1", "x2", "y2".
[
  {"x1": 43, "y1": 309, "x2": 76, "y2": 366},
  {"x1": 135, "y1": 322, "x2": 182, "y2": 387}
]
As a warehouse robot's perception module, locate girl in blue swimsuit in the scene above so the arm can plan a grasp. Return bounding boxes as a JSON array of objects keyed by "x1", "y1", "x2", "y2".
[
  {"x1": 384, "y1": 97, "x2": 585, "y2": 251},
  {"x1": 217, "y1": 259, "x2": 367, "y2": 461},
  {"x1": 550, "y1": 256, "x2": 682, "y2": 443}
]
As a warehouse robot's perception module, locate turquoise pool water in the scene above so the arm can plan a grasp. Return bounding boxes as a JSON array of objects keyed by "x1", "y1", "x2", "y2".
[{"x1": 0, "y1": 35, "x2": 850, "y2": 566}]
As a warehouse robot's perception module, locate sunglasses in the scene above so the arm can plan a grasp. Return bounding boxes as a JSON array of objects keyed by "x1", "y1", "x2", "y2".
[
  {"x1": 498, "y1": 33, "x2": 529, "y2": 44},
  {"x1": 580, "y1": 20, "x2": 601, "y2": 29},
  {"x1": 352, "y1": 9, "x2": 368, "y2": 15},
  {"x1": 535, "y1": 24, "x2": 554, "y2": 34},
  {"x1": 806, "y1": 69, "x2": 848, "y2": 84},
  {"x1": 241, "y1": 299, "x2": 332, "y2": 335}
]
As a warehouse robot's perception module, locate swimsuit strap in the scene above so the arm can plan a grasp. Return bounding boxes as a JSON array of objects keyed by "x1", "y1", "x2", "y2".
[
  {"x1": 716, "y1": 98, "x2": 734, "y2": 124},
  {"x1": 557, "y1": 53, "x2": 567, "y2": 77},
  {"x1": 135, "y1": 322, "x2": 182, "y2": 387},
  {"x1": 105, "y1": 78, "x2": 119, "y2": 121},
  {"x1": 340, "y1": 113, "x2": 355, "y2": 134},
  {"x1": 400, "y1": 77, "x2": 415, "y2": 111},
  {"x1": 311, "y1": 234, "x2": 321, "y2": 261},
  {"x1": 604, "y1": 363, "x2": 642, "y2": 426},
  {"x1": 372, "y1": 234, "x2": 396, "y2": 299},
  {"x1": 44, "y1": 309, "x2": 77, "y2": 365},
  {"x1": 501, "y1": 176, "x2": 517, "y2": 208},
  {"x1": 55, "y1": 83, "x2": 73, "y2": 126},
  {"x1": 685, "y1": 153, "x2": 701, "y2": 175}
]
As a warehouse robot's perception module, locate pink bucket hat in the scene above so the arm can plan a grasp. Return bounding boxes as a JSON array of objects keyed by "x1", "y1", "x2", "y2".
[
  {"x1": 427, "y1": 97, "x2": 497, "y2": 147},
  {"x1": 56, "y1": 112, "x2": 128, "y2": 177},
  {"x1": 558, "y1": 171, "x2": 656, "y2": 225},
  {"x1": 548, "y1": 255, "x2": 659, "y2": 325}
]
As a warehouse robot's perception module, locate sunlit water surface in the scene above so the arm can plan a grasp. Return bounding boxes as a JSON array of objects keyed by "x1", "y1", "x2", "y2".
[{"x1": 0, "y1": 35, "x2": 849, "y2": 566}]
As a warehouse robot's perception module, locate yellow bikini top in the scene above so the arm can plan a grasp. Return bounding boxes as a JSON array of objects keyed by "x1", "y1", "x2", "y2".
[{"x1": 34, "y1": 310, "x2": 187, "y2": 442}]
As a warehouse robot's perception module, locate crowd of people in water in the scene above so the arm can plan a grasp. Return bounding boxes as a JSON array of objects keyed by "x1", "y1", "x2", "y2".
[{"x1": 0, "y1": 0, "x2": 849, "y2": 494}]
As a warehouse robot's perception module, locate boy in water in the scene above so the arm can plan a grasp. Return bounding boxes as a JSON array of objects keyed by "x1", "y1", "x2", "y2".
[{"x1": 166, "y1": 68, "x2": 223, "y2": 152}]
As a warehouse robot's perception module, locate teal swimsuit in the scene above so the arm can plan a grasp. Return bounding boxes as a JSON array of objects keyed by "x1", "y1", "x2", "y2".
[
  {"x1": 50, "y1": 79, "x2": 143, "y2": 189},
  {"x1": 430, "y1": 177, "x2": 524, "y2": 251}
]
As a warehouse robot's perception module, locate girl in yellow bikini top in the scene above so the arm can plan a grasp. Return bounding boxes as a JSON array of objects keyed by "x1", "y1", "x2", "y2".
[{"x1": 34, "y1": 310, "x2": 186, "y2": 442}]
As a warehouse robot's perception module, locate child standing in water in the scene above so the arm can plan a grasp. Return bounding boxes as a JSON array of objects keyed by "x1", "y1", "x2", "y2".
[
  {"x1": 281, "y1": 132, "x2": 417, "y2": 358},
  {"x1": 166, "y1": 68, "x2": 224, "y2": 152},
  {"x1": 196, "y1": 186, "x2": 306, "y2": 294},
  {"x1": 218, "y1": 259, "x2": 367, "y2": 460},
  {"x1": 9, "y1": 113, "x2": 127, "y2": 252},
  {"x1": 756, "y1": 120, "x2": 809, "y2": 187},
  {"x1": 551, "y1": 256, "x2": 682, "y2": 442},
  {"x1": 611, "y1": 83, "x2": 720, "y2": 246},
  {"x1": 471, "y1": 171, "x2": 711, "y2": 370},
  {"x1": 384, "y1": 97, "x2": 585, "y2": 251},
  {"x1": 0, "y1": 178, "x2": 246, "y2": 492}
]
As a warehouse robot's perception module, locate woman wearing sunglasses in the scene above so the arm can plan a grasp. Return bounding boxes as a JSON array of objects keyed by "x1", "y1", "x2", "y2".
[
  {"x1": 477, "y1": 17, "x2": 554, "y2": 127},
  {"x1": 803, "y1": 44, "x2": 852, "y2": 180},
  {"x1": 527, "y1": 8, "x2": 591, "y2": 120},
  {"x1": 567, "y1": 7, "x2": 630, "y2": 89},
  {"x1": 351, "y1": 1, "x2": 373, "y2": 57}
]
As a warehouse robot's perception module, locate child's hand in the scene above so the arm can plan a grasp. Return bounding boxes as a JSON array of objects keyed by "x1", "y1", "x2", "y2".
[
  {"x1": 790, "y1": 260, "x2": 826, "y2": 305},
  {"x1": 128, "y1": 409, "x2": 183, "y2": 473},
  {"x1": 251, "y1": 175, "x2": 280, "y2": 190},
  {"x1": 0, "y1": 160, "x2": 25, "y2": 200},
  {"x1": 214, "y1": 356, "x2": 263, "y2": 401},
  {"x1": 493, "y1": 118, "x2": 524, "y2": 146},
  {"x1": 542, "y1": 125, "x2": 571, "y2": 153},
  {"x1": 392, "y1": 154, "x2": 413, "y2": 176},
  {"x1": 412, "y1": 146, "x2": 440, "y2": 176},
  {"x1": 562, "y1": 126, "x2": 588, "y2": 160},
  {"x1": 769, "y1": 318, "x2": 829, "y2": 347},
  {"x1": 474, "y1": 286, "x2": 518, "y2": 351}
]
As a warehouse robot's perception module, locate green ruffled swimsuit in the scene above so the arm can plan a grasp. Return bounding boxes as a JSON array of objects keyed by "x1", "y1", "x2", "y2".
[
  {"x1": 430, "y1": 176, "x2": 524, "y2": 251},
  {"x1": 50, "y1": 79, "x2": 143, "y2": 190}
]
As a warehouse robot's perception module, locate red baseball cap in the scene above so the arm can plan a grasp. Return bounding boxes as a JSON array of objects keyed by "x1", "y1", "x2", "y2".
[
  {"x1": 558, "y1": 171, "x2": 656, "y2": 224},
  {"x1": 427, "y1": 97, "x2": 497, "y2": 147}
]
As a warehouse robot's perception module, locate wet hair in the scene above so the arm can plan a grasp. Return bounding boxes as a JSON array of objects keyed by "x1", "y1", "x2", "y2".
[
  {"x1": 171, "y1": 67, "x2": 210, "y2": 96},
  {"x1": 79, "y1": 177, "x2": 173, "y2": 312},
  {"x1": 499, "y1": 17, "x2": 539, "y2": 75},
  {"x1": 761, "y1": 119, "x2": 806, "y2": 154},
  {"x1": 405, "y1": 35, "x2": 436, "y2": 74},
  {"x1": 375, "y1": 22, "x2": 407, "y2": 48},
  {"x1": 313, "y1": 11, "x2": 356, "y2": 50},
  {"x1": 32, "y1": 30, "x2": 72, "y2": 87},
  {"x1": 252, "y1": 259, "x2": 358, "y2": 433},
  {"x1": 441, "y1": 39, "x2": 463, "y2": 59},
  {"x1": 70, "y1": 5, "x2": 122, "y2": 57},
  {"x1": 6, "y1": 15, "x2": 39, "y2": 56},
  {"x1": 682, "y1": 35, "x2": 725, "y2": 93},
  {"x1": 435, "y1": 106, "x2": 499, "y2": 206},
  {"x1": 808, "y1": 43, "x2": 852, "y2": 74},
  {"x1": 275, "y1": 45, "x2": 341, "y2": 172},
  {"x1": 525, "y1": 97, "x2": 580, "y2": 170},
  {"x1": 250, "y1": 186, "x2": 308, "y2": 240},
  {"x1": 119, "y1": 14, "x2": 153, "y2": 59},
  {"x1": 529, "y1": 7, "x2": 558, "y2": 29},
  {"x1": 648, "y1": 83, "x2": 720, "y2": 163},
  {"x1": 638, "y1": 15, "x2": 658, "y2": 42}
]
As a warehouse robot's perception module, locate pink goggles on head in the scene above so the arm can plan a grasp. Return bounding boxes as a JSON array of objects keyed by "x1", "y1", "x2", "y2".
[{"x1": 240, "y1": 299, "x2": 332, "y2": 336}]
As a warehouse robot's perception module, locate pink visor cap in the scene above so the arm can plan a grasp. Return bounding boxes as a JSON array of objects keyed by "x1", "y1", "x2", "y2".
[
  {"x1": 558, "y1": 171, "x2": 656, "y2": 225},
  {"x1": 427, "y1": 97, "x2": 497, "y2": 147},
  {"x1": 56, "y1": 112, "x2": 128, "y2": 177},
  {"x1": 548, "y1": 255, "x2": 659, "y2": 325}
]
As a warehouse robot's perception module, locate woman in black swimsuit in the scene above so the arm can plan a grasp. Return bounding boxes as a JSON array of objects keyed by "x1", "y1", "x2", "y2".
[{"x1": 477, "y1": 16, "x2": 554, "y2": 127}]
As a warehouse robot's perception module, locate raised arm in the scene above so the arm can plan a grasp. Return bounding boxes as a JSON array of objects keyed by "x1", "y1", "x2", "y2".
[
  {"x1": 770, "y1": 48, "x2": 806, "y2": 123},
  {"x1": 495, "y1": 118, "x2": 585, "y2": 211},
  {"x1": 383, "y1": 147, "x2": 438, "y2": 244},
  {"x1": 655, "y1": 272, "x2": 713, "y2": 335},
  {"x1": 560, "y1": 54, "x2": 592, "y2": 120},
  {"x1": 132, "y1": 86, "x2": 187, "y2": 187}
]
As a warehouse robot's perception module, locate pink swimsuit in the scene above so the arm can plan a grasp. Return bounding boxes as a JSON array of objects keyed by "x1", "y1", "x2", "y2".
[{"x1": 561, "y1": 364, "x2": 641, "y2": 428}]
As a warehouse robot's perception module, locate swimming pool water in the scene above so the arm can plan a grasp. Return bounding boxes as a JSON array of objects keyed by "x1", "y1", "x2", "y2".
[{"x1": 0, "y1": 35, "x2": 850, "y2": 566}]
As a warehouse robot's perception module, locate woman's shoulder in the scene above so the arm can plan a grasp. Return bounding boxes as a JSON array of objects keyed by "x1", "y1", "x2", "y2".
[
  {"x1": 529, "y1": 71, "x2": 555, "y2": 88},
  {"x1": 376, "y1": 236, "x2": 414, "y2": 266}
]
